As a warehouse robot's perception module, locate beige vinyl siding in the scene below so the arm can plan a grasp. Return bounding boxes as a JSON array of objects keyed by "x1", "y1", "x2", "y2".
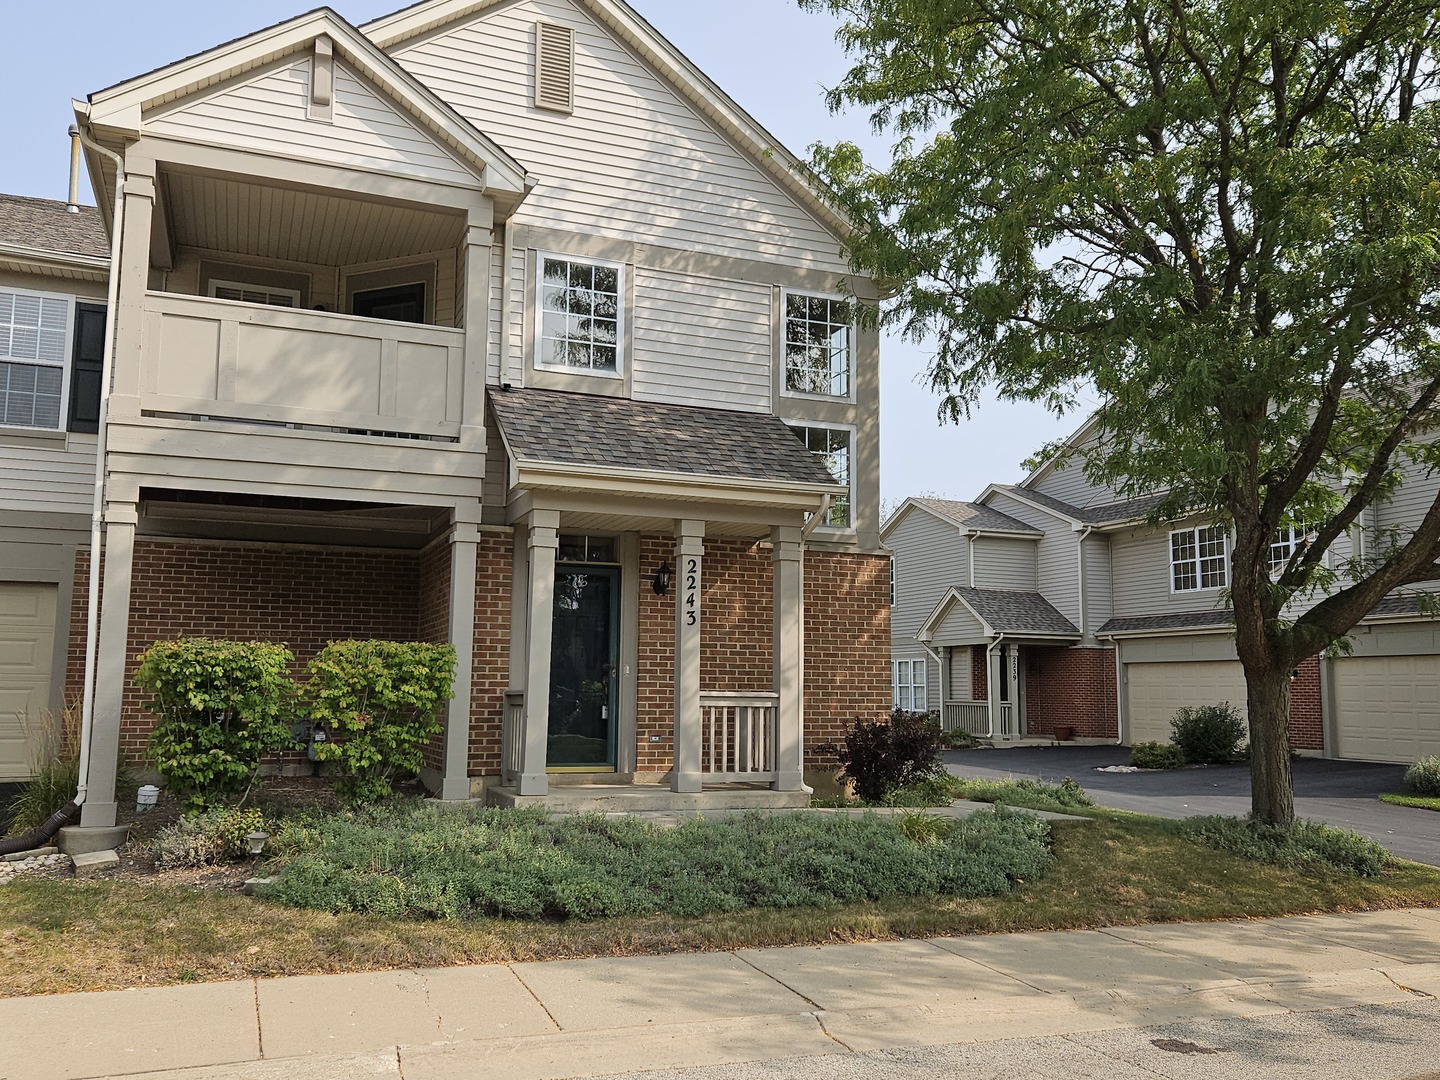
[
  {"x1": 390, "y1": 0, "x2": 851, "y2": 273},
  {"x1": 987, "y1": 491, "x2": 1079, "y2": 626},
  {"x1": 934, "y1": 599, "x2": 986, "y2": 642},
  {"x1": 1110, "y1": 523, "x2": 1231, "y2": 619},
  {"x1": 888, "y1": 508, "x2": 967, "y2": 645},
  {"x1": 1029, "y1": 459, "x2": 1123, "y2": 508},
  {"x1": 0, "y1": 437, "x2": 97, "y2": 516},
  {"x1": 892, "y1": 642, "x2": 939, "y2": 713},
  {"x1": 630, "y1": 269, "x2": 771, "y2": 412},
  {"x1": 1373, "y1": 439, "x2": 1440, "y2": 597},
  {"x1": 147, "y1": 59, "x2": 478, "y2": 188},
  {"x1": 486, "y1": 242, "x2": 506, "y2": 384},
  {"x1": 970, "y1": 535, "x2": 1038, "y2": 591},
  {"x1": 1083, "y1": 532, "x2": 1113, "y2": 633}
]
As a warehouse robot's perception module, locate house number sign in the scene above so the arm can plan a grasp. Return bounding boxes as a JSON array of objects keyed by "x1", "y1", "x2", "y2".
[{"x1": 684, "y1": 557, "x2": 700, "y2": 627}]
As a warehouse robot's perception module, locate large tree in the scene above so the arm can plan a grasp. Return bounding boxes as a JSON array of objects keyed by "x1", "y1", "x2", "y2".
[{"x1": 801, "y1": 0, "x2": 1440, "y2": 822}]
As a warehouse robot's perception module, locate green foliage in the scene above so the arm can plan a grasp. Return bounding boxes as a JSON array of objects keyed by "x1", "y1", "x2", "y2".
[
  {"x1": 152, "y1": 807, "x2": 269, "y2": 869},
  {"x1": 1171, "y1": 704, "x2": 1247, "y2": 765},
  {"x1": 881, "y1": 771, "x2": 966, "y2": 807},
  {"x1": 264, "y1": 802, "x2": 1053, "y2": 920},
  {"x1": 830, "y1": 710, "x2": 945, "y2": 803},
  {"x1": 1173, "y1": 816, "x2": 1389, "y2": 877},
  {"x1": 953, "y1": 777, "x2": 1095, "y2": 815},
  {"x1": 304, "y1": 641, "x2": 456, "y2": 804},
  {"x1": 135, "y1": 639, "x2": 297, "y2": 811},
  {"x1": 1130, "y1": 741, "x2": 1187, "y2": 771},
  {"x1": 1404, "y1": 756, "x2": 1440, "y2": 797},
  {"x1": 800, "y1": 0, "x2": 1440, "y2": 824},
  {"x1": 4, "y1": 704, "x2": 80, "y2": 836}
]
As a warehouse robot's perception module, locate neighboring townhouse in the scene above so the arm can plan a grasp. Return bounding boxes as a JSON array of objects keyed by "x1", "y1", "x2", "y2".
[
  {"x1": 886, "y1": 418, "x2": 1440, "y2": 765},
  {"x1": 0, "y1": 0, "x2": 892, "y2": 828}
]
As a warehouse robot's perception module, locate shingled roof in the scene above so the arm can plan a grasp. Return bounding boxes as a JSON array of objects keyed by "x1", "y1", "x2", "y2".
[
  {"x1": 1002, "y1": 485, "x2": 1172, "y2": 527},
  {"x1": 0, "y1": 194, "x2": 108, "y2": 260},
  {"x1": 955, "y1": 588, "x2": 1080, "y2": 636},
  {"x1": 1097, "y1": 610, "x2": 1234, "y2": 636},
  {"x1": 909, "y1": 498, "x2": 1041, "y2": 535},
  {"x1": 488, "y1": 386, "x2": 841, "y2": 488}
]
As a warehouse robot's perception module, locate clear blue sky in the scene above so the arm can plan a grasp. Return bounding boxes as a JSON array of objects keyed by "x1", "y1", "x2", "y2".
[{"x1": 0, "y1": 0, "x2": 1080, "y2": 508}]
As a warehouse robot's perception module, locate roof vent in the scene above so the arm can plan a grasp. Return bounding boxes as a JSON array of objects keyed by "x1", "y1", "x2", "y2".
[{"x1": 535, "y1": 22, "x2": 575, "y2": 113}]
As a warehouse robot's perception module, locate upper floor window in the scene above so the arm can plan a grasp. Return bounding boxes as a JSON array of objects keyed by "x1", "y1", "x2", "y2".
[
  {"x1": 209, "y1": 280, "x2": 299, "y2": 308},
  {"x1": 1171, "y1": 524, "x2": 1228, "y2": 592},
  {"x1": 1269, "y1": 523, "x2": 1317, "y2": 575},
  {"x1": 792, "y1": 424, "x2": 852, "y2": 528},
  {"x1": 0, "y1": 287, "x2": 71, "y2": 431},
  {"x1": 894, "y1": 658, "x2": 927, "y2": 712},
  {"x1": 784, "y1": 292, "x2": 852, "y2": 397},
  {"x1": 538, "y1": 255, "x2": 622, "y2": 375}
]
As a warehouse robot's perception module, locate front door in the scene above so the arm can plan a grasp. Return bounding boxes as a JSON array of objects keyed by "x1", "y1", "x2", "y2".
[{"x1": 548, "y1": 566, "x2": 620, "y2": 768}]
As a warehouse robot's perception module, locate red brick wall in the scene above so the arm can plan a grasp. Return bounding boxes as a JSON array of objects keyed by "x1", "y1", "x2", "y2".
[
  {"x1": 466, "y1": 534, "x2": 512, "y2": 777},
  {"x1": 637, "y1": 537, "x2": 677, "y2": 772},
  {"x1": 971, "y1": 645, "x2": 987, "y2": 700},
  {"x1": 1022, "y1": 646, "x2": 1118, "y2": 739},
  {"x1": 418, "y1": 540, "x2": 452, "y2": 773},
  {"x1": 1288, "y1": 654, "x2": 1323, "y2": 751}
]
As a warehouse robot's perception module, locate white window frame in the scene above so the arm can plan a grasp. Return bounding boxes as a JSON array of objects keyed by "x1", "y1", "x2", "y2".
[
  {"x1": 779, "y1": 289, "x2": 856, "y2": 402},
  {"x1": 0, "y1": 286, "x2": 75, "y2": 434},
  {"x1": 893, "y1": 658, "x2": 927, "y2": 712},
  {"x1": 1269, "y1": 522, "x2": 1326, "y2": 576},
  {"x1": 207, "y1": 280, "x2": 302, "y2": 308},
  {"x1": 1170, "y1": 524, "x2": 1229, "y2": 593},
  {"x1": 788, "y1": 422, "x2": 856, "y2": 532},
  {"x1": 534, "y1": 251, "x2": 626, "y2": 380}
]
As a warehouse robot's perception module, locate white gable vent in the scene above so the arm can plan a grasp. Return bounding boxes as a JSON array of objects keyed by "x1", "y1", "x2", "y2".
[{"x1": 535, "y1": 22, "x2": 575, "y2": 113}]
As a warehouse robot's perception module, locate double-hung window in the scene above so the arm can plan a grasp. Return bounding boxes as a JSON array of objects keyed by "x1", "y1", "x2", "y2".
[
  {"x1": 784, "y1": 292, "x2": 852, "y2": 397},
  {"x1": 894, "y1": 659, "x2": 927, "y2": 712},
  {"x1": 538, "y1": 255, "x2": 623, "y2": 374},
  {"x1": 0, "y1": 287, "x2": 72, "y2": 431},
  {"x1": 791, "y1": 425, "x2": 852, "y2": 528},
  {"x1": 1170, "y1": 524, "x2": 1228, "y2": 592},
  {"x1": 1269, "y1": 523, "x2": 1317, "y2": 575}
]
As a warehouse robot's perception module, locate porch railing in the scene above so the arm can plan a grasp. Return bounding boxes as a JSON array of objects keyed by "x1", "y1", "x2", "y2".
[
  {"x1": 942, "y1": 700, "x2": 991, "y2": 739},
  {"x1": 699, "y1": 692, "x2": 779, "y2": 783},
  {"x1": 998, "y1": 702, "x2": 1016, "y2": 738},
  {"x1": 502, "y1": 690, "x2": 525, "y2": 784}
]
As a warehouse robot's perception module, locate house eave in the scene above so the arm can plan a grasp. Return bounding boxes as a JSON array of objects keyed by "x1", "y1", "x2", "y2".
[
  {"x1": 510, "y1": 459, "x2": 841, "y2": 511},
  {"x1": 0, "y1": 243, "x2": 110, "y2": 281}
]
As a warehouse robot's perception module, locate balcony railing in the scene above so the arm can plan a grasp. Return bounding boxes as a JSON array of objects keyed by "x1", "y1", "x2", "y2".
[
  {"x1": 138, "y1": 292, "x2": 466, "y2": 438},
  {"x1": 699, "y1": 692, "x2": 779, "y2": 784},
  {"x1": 942, "y1": 700, "x2": 991, "y2": 739}
]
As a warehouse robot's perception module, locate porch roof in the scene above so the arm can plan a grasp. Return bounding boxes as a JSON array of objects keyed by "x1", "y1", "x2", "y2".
[
  {"x1": 488, "y1": 386, "x2": 841, "y2": 490},
  {"x1": 919, "y1": 586, "x2": 1080, "y2": 643},
  {"x1": 1097, "y1": 610, "x2": 1233, "y2": 636},
  {"x1": 0, "y1": 194, "x2": 108, "y2": 260}
]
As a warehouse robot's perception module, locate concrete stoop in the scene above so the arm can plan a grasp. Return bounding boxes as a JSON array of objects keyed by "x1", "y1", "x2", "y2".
[{"x1": 486, "y1": 783, "x2": 810, "y2": 813}]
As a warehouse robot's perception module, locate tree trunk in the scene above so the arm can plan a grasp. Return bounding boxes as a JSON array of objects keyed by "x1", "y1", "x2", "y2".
[{"x1": 1246, "y1": 667, "x2": 1294, "y2": 825}]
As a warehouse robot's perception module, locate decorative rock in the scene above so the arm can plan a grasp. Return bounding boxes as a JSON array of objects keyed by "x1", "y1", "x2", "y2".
[
  {"x1": 71, "y1": 850, "x2": 121, "y2": 877},
  {"x1": 0, "y1": 851, "x2": 72, "y2": 881},
  {"x1": 1, "y1": 845, "x2": 59, "y2": 863},
  {"x1": 242, "y1": 876, "x2": 276, "y2": 896}
]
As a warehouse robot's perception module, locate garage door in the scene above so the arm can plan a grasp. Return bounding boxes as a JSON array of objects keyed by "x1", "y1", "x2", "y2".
[
  {"x1": 1125, "y1": 660, "x2": 1248, "y2": 745},
  {"x1": 0, "y1": 583, "x2": 58, "y2": 781},
  {"x1": 1333, "y1": 655, "x2": 1440, "y2": 764}
]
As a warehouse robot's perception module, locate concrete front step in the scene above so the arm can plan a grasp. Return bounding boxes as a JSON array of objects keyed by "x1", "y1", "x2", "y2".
[{"x1": 486, "y1": 784, "x2": 810, "y2": 813}]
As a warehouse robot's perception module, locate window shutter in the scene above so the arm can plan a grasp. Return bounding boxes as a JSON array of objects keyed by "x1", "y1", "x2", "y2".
[
  {"x1": 535, "y1": 22, "x2": 575, "y2": 113},
  {"x1": 67, "y1": 302, "x2": 106, "y2": 434}
]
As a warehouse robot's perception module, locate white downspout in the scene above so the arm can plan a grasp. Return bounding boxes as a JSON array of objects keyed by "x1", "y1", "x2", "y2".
[
  {"x1": 985, "y1": 633, "x2": 1005, "y2": 740},
  {"x1": 500, "y1": 222, "x2": 516, "y2": 385},
  {"x1": 70, "y1": 122, "x2": 126, "y2": 813},
  {"x1": 802, "y1": 494, "x2": 832, "y2": 538}
]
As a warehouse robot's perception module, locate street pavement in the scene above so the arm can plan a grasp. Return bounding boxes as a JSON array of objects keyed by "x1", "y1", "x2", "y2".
[
  {"x1": 943, "y1": 745, "x2": 1440, "y2": 866},
  {"x1": 5, "y1": 908, "x2": 1440, "y2": 1080}
]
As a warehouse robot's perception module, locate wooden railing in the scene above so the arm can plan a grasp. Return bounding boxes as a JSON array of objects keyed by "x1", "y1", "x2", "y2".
[
  {"x1": 502, "y1": 690, "x2": 525, "y2": 784},
  {"x1": 699, "y1": 692, "x2": 779, "y2": 783},
  {"x1": 998, "y1": 702, "x2": 1016, "y2": 738},
  {"x1": 139, "y1": 291, "x2": 466, "y2": 438},
  {"x1": 942, "y1": 700, "x2": 991, "y2": 739}
]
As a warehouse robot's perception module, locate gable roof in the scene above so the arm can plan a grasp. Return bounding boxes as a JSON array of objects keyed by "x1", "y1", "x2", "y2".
[
  {"x1": 362, "y1": 0, "x2": 852, "y2": 243},
  {"x1": 84, "y1": 7, "x2": 531, "y2": 201},
  {"x1": 990, "y1": 485, "x2": 1172, "y2": 529},
  {"x1": 918, "y1": 586, "x2": 1080, "y2": 642},
  {"x1": 1097, "y1": 611, "x2": 1233, "y2": 637},
  {"x1": 881, "y1": 496, "x2": 1041, "y2": 541},
  {"x1": 0, "y1": 195, "x2": 108, "y2": 261}
]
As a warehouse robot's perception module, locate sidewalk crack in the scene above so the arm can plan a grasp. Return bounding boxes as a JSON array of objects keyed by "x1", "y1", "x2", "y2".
[
  {"x1": 508, "y1": 965, "x2": 563, "y2": 1030},
  {"x1": 252, "y1": 979, "x2": 265, "y2": 1059},
  {"x1": 1383, "y1": 971, "x2": 1435, "y2": 999},
  {"x1": 396, "y1": 1047, "x2": 407, "y2": 1079},
  {"x1": 732, "y1": 951, "x2": 824, "y2": 1010},
  {"x1": 813, "y1": 1012, "x2": 853, "y2": 1052}
]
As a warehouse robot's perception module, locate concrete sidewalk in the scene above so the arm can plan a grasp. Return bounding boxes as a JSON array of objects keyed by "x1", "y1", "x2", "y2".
[{"x1": 4, "y1": 908, "x2": 1440, "y2": 1080}]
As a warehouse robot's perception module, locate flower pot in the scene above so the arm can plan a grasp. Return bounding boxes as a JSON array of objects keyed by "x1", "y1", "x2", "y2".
[{"x1": 1053, "y1": 724, "x2": 1076, "y2": 742}]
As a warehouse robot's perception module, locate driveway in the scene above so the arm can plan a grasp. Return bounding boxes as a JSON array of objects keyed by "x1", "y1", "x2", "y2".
[{"x1": 943, "y1": 745, "x2": 1440, "y2": 867}]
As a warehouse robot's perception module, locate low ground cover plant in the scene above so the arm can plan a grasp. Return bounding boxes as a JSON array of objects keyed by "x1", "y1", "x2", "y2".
[
  {"x1": 1380, "y1": 794, "x2": 1440, "y2": 812},
  {"x1": 1404, "y1": 756, "x2": 1440, "y2": 797},
  {"x1": 1170, "y1": 703, "x2": 1246, "y2": 765},
  {"x1": 1130, "y1": 741, "x2": 1186, "y2": 770},
  {"x1": 152, "y1": 807, "x2": 269, "y2": 869},
  {"x1": 263, "y1": 802, "x2": 1054, "y2": 920},
  {"x1": 829, "y1": 709, "x2": 945, "y2": 803},
  {"x1": 1171, "y1": 816, "x2": 1389, "y2": 877},
  {"x1": 952, "y1": 777, "x2": 1095, "y2": 815}
]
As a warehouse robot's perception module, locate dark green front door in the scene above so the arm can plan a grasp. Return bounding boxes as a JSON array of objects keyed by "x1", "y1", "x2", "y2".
[{"x1": 548, "y1": 566, "x2": 619, "y2": 768}]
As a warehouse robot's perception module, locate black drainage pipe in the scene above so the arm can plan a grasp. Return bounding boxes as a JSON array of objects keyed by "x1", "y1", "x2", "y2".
[{"x1": 0, "y1": 799, "x2": 80, "y2": 858}]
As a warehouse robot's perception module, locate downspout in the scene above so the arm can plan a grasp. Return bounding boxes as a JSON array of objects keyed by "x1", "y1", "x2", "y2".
[
  {"x1": 1, "y1": 125, "x2": 124, "y2": 856},
  {"x1": 802, "y1": 494, "x2": 832, "y2": 538},
  {"x1": 1097, "y1": 632, "x2": 1125, "y2": 745},
  {"x1": 500, "y1": 222, "x2": 516, "y2": 385},
  {"x1": 985, "y1": 632, "x2": 1005, "y2": 740}
]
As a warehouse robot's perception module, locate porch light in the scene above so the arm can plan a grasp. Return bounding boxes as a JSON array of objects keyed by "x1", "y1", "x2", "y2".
[{"x1": 652, "y1": 561, "x2": 673, "y2": 596}]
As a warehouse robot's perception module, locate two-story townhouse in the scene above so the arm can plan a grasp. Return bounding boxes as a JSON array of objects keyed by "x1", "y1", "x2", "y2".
[
  {"x1": 887, "y1": 415, "x2": 1440, "y2": 765},
  {"x1": 0, "y1": 0, "x2": 893, "y2": 833}
]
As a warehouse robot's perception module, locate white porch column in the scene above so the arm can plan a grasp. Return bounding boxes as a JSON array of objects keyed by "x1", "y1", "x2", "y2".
[
  {"x1": 986, "y1": 643, "x2": 1003, "y2": 741},
  {"x1": 80, "y1": 493, "x2": 139, "y2": 828},
  {"x1": 517, "y1": 509, "x2": 560, "y2": 796},
  {"x1": 772, "y1": 525, "x2": 809, "y2": 792},
  {"x1": 672, "y1": 519, "x2": 705, "y2": 793},
  {"x1": 440, "y1": 517, "x2": 480, "y2": 801}
]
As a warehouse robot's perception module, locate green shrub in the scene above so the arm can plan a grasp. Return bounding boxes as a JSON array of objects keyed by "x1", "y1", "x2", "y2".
[
  {"x1": 266, "y1": 802, "x2": 1053, "y2": 920},
  {"x1": 135, "y1": 639, "x2": 297, "y2": 811},
  {"x1": 304, "y1": 641, "x2": 457, "y2": 804},
  {"x1": 1404, "y1": 756, "x2": 1440, "y2": 797},
  {"x1": 1174, "y1": 816, "x2": 1389, "y2": 877},
  {"x1": 1170, "y1": 703, "x2": 1246, "y2": 764},
  {"x1": 152, "y1": 807, "x2": 269, "y2": 869},
  {"x1": 831, "y1": 709, "x2": 944, "y2": 803},
  {"x1": 881, "y1": 771, "x2": 966, "y2": 807},
  {"x1": 1131, "y1": 741, "x2": 1186, "y2": 770},
  {"x1": 953, "y1": 776, "x2": 1095, "y2": 814}
]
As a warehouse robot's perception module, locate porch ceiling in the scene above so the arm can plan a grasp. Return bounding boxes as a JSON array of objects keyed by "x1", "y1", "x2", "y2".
[
  {"x1": 138, "y1": 490, "x2": 452, "y2": 549},
  {"x1": 160, "y1": 168, "x2": 466, "y2": 266}
]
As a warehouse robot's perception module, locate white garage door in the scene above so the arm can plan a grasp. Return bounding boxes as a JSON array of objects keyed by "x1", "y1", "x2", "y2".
[
  {"x1": 1333, "y1": 655, "x2": 1440, "y2": 764},
  {"x1": 1125, "y1": 660, "x2": 1248, "y2": 745},
  {"x1": 0, "y1": 583, "x2": 58, "y2": 781}
]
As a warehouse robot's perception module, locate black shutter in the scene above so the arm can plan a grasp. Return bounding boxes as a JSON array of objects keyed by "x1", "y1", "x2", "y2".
[{"x1": 67, "y1": 303, "x2": 106, "y2": 433}]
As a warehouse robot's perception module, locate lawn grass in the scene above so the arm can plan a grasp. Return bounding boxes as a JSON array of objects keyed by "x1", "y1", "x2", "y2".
[
  {"x1": 1381, "y1": 793, "x2": 1440, "y2": 812},
  {"x1": 2, "y1": 812, "x2": 1437, "y2": 997}
]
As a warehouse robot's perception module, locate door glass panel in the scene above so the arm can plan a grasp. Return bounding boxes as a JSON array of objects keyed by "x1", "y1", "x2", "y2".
[{"x1": 548, "y1": 567, "x2": 618, "y2": 767}]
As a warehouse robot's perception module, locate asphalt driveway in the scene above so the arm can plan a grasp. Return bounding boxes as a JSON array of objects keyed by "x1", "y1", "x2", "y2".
[{"x1": 943, "y1": 745, "x2": 1440, "y2": 867}]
